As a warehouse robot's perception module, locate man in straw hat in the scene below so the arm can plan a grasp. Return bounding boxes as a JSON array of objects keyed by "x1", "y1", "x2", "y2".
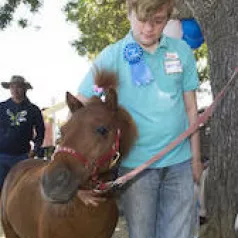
[{"x1": 0, "y1": 75, "x2": 45, "y2": 193}]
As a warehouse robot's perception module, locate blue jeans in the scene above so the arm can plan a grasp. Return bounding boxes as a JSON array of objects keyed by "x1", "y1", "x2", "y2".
[
  {"x1": 119, "y1": 160, "x2": 194, "y2": 238},
  {"x1": 0, "y1": 153, "x2": 28, "y2": 191}
]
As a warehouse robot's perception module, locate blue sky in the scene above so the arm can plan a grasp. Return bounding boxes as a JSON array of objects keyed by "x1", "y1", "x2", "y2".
[{"x1": 0, "y1": 0, "x2": 90, "y2": 108}]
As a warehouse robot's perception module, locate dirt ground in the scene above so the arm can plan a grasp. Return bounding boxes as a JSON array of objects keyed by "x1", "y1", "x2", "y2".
[
  {"x1": 112, "y1": 215, "x2": 129, "y2": 238},
  {"x1": 0, "y1": 225, "x2": 4, "y2": 238}
]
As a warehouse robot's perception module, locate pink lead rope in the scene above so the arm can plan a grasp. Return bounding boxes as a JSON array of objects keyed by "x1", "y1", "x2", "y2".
[{"x1": 96, "y1": 67, "x2": 238, "y2": 192}]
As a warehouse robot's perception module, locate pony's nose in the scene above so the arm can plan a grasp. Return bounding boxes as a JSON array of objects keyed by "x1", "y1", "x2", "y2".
[{"x1": 96, "y1": 126, "x2": 108, "y2": 136}]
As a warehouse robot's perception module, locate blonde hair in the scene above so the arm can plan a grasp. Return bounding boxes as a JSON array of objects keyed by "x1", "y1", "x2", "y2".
[{"x1": 126, "y1": 0, "x2": 174, "y2": 21}]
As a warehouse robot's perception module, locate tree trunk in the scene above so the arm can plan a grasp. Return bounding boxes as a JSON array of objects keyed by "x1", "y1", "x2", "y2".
[{"x1": 176, "y1": 1, "x2": 238, "y2": 237}]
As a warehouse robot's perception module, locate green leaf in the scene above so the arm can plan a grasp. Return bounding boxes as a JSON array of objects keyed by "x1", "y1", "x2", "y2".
[
  {"x1": 0, "y1": 0, "x2": 41, "y2": 29},
  {"x1": 64, "y1": 0, "x2": 129, "y2": 58}
]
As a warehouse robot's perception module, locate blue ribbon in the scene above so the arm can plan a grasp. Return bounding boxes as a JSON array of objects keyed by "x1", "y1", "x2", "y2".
[{"x1": 124, "y1": 43, "x2": 154, "y2": 86}]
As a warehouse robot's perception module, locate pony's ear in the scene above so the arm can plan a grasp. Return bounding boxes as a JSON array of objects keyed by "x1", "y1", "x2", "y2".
[
  {"x1": 104, "y1": 88, "x2": 118, "y2": 111},
  {"x1": 66, "y1": 92, "x2": 84, "y2": 113}
]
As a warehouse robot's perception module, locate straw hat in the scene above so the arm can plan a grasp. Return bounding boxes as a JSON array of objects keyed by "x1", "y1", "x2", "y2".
[{"x1": 1, "y1": 75, "x2": 33, "y2": 90}]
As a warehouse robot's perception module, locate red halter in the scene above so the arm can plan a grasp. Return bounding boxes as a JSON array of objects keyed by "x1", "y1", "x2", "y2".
[{"x1": 53, "y1": 129, "x2": 121, "y2": 176}]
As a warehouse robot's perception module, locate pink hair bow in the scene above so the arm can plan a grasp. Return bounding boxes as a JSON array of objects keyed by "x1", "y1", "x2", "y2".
[{"x1": 93, "y1": 84, "x2": 104, "y2": 94}]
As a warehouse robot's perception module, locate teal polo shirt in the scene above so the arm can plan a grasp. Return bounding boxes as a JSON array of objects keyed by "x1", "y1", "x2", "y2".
[{"x1": 78, "y1": 32, "x2": 199, "y2": 168}]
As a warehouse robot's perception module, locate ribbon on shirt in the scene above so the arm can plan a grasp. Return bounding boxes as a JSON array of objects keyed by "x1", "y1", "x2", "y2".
[{"x1": 124, "y1": 43, "x2": 154, "y2": 86}]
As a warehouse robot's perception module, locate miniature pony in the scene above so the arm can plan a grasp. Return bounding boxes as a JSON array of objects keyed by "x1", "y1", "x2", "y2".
[{"x1": 1, "y1": 70, "x2": 137, "y2": 238}]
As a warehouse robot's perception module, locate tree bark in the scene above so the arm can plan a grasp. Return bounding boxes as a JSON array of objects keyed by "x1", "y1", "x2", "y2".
[{"x1": 175, "y1": 1, "x2": 238, "y2": 237}]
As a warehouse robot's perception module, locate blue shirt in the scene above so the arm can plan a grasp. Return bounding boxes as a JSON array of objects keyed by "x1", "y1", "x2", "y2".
[
  {"x1": 78, "y1": 32, "x2": 199, "y2": 168},
  {"x1": 0, "y1": 98, "x2": 45, "y2": 155}
]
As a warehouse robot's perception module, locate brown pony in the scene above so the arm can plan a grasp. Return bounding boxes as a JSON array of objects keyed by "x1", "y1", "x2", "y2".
[{"x1": 1, "y1": 70, "x2": 137, "y2": 238}]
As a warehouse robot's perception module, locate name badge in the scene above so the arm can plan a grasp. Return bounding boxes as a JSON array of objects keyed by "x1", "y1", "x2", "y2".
[{"x1": 164, "y1": 60, "x2": 183, "y2": 74}]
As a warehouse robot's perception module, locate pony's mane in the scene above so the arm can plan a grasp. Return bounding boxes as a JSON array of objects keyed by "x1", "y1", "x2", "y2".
[
  {"x1": 93, "y1": 69, "x2": 138, "y2": 157},
  {"x1": 94, "y1": 69, "x2": 118, "y2": 90}
]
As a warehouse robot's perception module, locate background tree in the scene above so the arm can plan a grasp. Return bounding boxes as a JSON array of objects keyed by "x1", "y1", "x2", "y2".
[
  {"x1": 0, "y1": 0, "x2": 41, "y2": 29},
  {"x1": 64, "y1": 0, "x2": 129, "y2": 59},
  {"x1": 195, "y1": 43, "x2": 209, "y2": 82},
  {"x1": 179, "y1": 2, "x2": 238, "y2": 238}
]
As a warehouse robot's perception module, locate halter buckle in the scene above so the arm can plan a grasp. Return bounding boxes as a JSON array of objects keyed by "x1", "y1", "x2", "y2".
[{"x1": 109, "y1": 152, "x2": 120, "y2": 169}]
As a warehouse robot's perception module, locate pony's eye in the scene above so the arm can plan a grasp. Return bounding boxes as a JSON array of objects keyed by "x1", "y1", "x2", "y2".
[{"x1": 96, "y1": 126, "x2": 109, "y2": 136}]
